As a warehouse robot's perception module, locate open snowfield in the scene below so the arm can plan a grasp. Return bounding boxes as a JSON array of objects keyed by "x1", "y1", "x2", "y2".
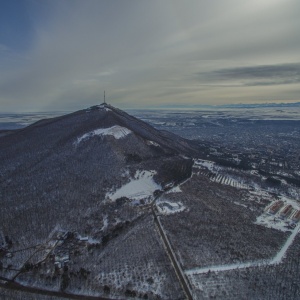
[
  {"x1": 76, "y1": 125, "x2": 132, "y2": 144},
  {"x1": 166, "y1": 185, "x2": 182, "y2": 194},
  {"x1": 106, "y1": 170, "x2": 161, "y2": 202}
]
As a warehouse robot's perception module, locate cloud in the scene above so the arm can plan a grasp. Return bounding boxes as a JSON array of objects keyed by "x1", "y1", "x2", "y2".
[
  {"x1": 196, "y1": 63, "x2": 300, "y2": 87},
  {"x1": 0, "y1": 0, "x2": 300, "y2": 111}
]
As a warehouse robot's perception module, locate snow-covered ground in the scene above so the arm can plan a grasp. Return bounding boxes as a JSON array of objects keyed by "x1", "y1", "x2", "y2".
[
  {"x1": 233, "y1": 201, "x2": 247, "y2": 208},
  {"x1": 96, "y1": 261, "x2": 166, "y2": 297},
  {"x1": 100, "y1": 214, "x2": 109, "y2": 231},
  {"x1": 255, "y1": 214, "x2": 292, "y2": 232},
  {"x1": 194, "y1": 159, "x2": 216, "y2": 171},
  {"x1": 86, "y1": 104, "x2": 112, "y2": 112},
  {"x1": 271, "y1": 223, "x2": 300, "y2": 264},
  {"x1": 255, "y1": 197, "x2": 300, "y2": 232},
  {"x1": 75, "y1": 125, "x2": 131, "y2": 144},
  {"x1": 186, "y1": 260, "x2": 268, "y2": 275},
  {"x1": 279, "y1": 195, "x2": 300, "y2": 206},
  {"x1": 156, "y1": 200, "x2": 186, "y2": 215},
  {"x1": 146, "y1": 140, "x2": 160, "y2": 147},
  {"x1": 210, "y1": 173, "x2": 248, "y2": 189},
  {"x1": 166, "y1": 185, "x2": 182, "y2": 194},
  {"x1": 106, "y1": 170, "x2": 161, "y2": 202},
  {"x1": 193, "y1": 159, "x2": 249, "y2": 189}
]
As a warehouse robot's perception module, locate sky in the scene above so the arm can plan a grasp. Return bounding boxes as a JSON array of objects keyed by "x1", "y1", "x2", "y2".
[{"x1": 0, "y1": 0, "x2": 300, "y2": 112}]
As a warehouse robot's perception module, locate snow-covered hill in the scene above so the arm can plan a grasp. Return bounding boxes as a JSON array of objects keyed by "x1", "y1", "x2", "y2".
[
  {"x1": 0, "y1": 102, "x2": 196, "y2": 239},
  {"x1": 1, "y1": 104, "x2": 300, "y2": 300}
]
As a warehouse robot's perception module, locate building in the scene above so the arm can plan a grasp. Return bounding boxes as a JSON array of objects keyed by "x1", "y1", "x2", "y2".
[{"x1": 267, "y1": 201, "x2": 284, "y2": 215}]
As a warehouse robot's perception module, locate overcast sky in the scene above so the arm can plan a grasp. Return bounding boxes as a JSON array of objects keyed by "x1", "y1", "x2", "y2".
[{"x1": 0, "y1": 0, "x2": 300, "y2": 112}]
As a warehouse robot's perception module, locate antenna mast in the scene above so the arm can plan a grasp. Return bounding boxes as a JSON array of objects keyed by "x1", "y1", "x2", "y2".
[{"x1": 104, "y1": 90, "x2": 106, "y2": 104}]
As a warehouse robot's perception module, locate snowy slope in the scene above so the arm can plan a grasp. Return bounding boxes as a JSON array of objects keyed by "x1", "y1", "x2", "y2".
[{"x1": 76, "y1": 125, "x2": 132, "y2": 144}]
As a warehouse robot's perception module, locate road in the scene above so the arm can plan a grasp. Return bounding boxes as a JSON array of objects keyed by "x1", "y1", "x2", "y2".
[
  {"x1": 185, "y1": 223, "x2": 300, "y2": 276},
  {"x1": 151, "y1": 187, "x2": 194, "y2": 300}
]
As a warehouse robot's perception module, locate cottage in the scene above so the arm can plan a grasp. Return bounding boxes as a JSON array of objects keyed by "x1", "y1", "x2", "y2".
[
  {"x1": 280, "y1": 205, "x2": 293, "y2": 219},
  {"x1": 292, "y1": 210, "x2": 300, "y2": 223},
  {"x1": 267, "y1": 201, "x2": 284, "y2": 215}
]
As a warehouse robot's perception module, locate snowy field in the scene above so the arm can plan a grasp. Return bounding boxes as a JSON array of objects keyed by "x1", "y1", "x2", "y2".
[
  {"x1": 75, "y1": 125, "x2": 132, "y2": 144},
  {"x1": 166, "y1": 185, "x2": 182, "y2": 194},
  {"x1": 106, "y1": 170, "x2": 161, "y2": 203}
]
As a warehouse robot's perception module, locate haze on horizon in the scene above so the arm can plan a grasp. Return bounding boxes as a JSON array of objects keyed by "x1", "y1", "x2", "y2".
[{"x1": 0, "y1": 0, "x2": 300, "y2": 112}]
